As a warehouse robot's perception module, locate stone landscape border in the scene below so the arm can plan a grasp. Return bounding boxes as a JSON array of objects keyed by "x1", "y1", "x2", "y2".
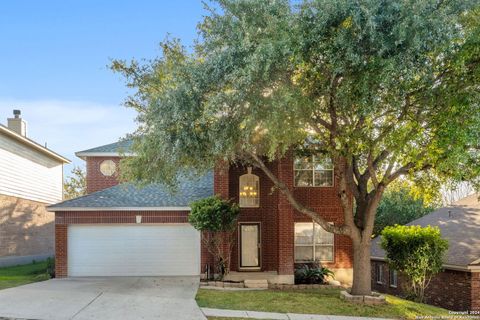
[{"x1": 340, "y1": 290, "x2": 386, "y2": 305}]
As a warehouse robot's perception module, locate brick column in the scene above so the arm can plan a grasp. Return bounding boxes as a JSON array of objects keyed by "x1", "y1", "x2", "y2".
[
  {"x1": 55, "y1": 224, "x2": 68, "y2": 278},
  {"x1": 277, "y1": 155, "x2": 295, "y2": 283},
  {"x1": 472, "y1": 272, "x2": 480, "y2": 311}
]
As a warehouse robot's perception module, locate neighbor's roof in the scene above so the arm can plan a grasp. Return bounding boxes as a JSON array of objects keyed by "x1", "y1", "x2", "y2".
[
  {"x1": 371, "y1": 194, "x2": 480, "y2": 270},
  {"x1": 47, "y1": 171, "x2": 214, "y2": 211},
  {"x1": 0, "y1": 124, "x2": 70, "y2": 163},
  {"x1": 75, "y1": 139, "x2": 133, "y2": 159}
]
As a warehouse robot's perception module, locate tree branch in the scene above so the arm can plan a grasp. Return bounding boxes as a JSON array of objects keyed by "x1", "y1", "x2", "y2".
[{"x1": 247, "y1": 151, "x2": 350, "y2": 236}]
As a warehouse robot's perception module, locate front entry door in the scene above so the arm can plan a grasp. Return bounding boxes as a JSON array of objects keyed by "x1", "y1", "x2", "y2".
[{"x1": 239, "y1": 223, "x2": 261, "y2": 269}]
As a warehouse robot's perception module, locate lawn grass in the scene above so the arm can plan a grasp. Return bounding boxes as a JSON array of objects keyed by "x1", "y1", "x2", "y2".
[
  {"x1": 0, "y1": 260, "x2": 50, "y2": 290},
  {"x1": 196, "y1": 288, "x2": 452, "y2": 320}
]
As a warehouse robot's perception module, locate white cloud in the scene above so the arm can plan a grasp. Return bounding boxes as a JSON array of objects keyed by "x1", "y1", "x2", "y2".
[{"x1": 0, "y1": 99, "x2": 138, "y2": 175}]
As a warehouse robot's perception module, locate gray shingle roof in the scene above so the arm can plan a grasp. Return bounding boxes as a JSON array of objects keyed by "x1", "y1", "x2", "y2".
[
  {"x1": 371, "y1": 194, "x2": 480, "y2": 267},
  {"x1": 75, "y1": 139, "x2": 133, "y2": 158},
  {"x1": 48, "y1": 171, "x2": 213, "y2": 210}
]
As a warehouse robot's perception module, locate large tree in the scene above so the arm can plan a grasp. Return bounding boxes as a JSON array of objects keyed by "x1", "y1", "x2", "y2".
[{"x1": 113, "y1": 0, "x2": 480, "y2": 295}]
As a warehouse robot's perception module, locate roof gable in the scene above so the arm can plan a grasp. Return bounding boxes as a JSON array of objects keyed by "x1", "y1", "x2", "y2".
[{"x1": 75, "y1": 139, "x2": 133, "y2": 159}]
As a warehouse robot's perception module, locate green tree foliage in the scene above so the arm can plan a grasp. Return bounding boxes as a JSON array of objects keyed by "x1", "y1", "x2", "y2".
[
  {"x1": 112, "y1": 0, "x2": 480, "y2": 295},
  {"x1": 381, "y1": 225, "x2": 448, "y2": 302},
  {"x1": 374, "y1": 182, "x2": 436, "y2": 236},
  {"x1": 189, "y1": 196, "x2": 239, "y2": 279},
  {"x1": 63, "y1": 166, "x2": 86, "y2": 200}
]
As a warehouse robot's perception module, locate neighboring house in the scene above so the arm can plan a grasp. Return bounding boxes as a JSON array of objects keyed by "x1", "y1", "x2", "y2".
[
  {"x1": 0, "y1": 110, "x2": 70, "y2": 266},
  {"x1": 48, "y1": 140, "x2": 353, "y2": 284},
  {"x1": 371, "y1": 194, "x2": 480, "y2": 311}
]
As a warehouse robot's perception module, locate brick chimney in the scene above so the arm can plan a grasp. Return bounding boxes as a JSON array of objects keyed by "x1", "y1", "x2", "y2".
[{"x1": 7, "y1": 109, "x2": 27, "y2": 137}]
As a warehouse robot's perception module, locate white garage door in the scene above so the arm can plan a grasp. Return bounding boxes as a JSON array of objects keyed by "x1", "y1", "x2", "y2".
[{"x1": 68, "y1": 224, "x2": 200, "y2": 276}]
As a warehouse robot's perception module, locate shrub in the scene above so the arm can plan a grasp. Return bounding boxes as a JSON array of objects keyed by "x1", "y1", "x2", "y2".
[
  {"x1": 380, "y1": 225, "x2": 448, "y2": 302},
  {"x1": 189, "y1": 196, "x2": 239, "y2": 280},
  {"x1": 294, "y1": 262, "x2": 334, "y2": 284},
  {"x1": 46, "y1": 257, "x2": 55, "y2": 278}
]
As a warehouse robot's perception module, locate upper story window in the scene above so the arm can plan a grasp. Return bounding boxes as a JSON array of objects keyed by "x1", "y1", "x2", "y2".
[
  {"x1": 239, "y1": 167, "x2": 259, "y2": 208},
  {"x1": 294, "y1": 155, "x2": 333, "y2": 187},
  {"x1": 100, "y1": 160, "x2": 116, "y2": 177}
]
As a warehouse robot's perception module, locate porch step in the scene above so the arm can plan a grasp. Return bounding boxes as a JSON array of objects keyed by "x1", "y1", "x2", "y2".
[{"x1": 244, "y1": 279, "x2": 269, "y2": 289}]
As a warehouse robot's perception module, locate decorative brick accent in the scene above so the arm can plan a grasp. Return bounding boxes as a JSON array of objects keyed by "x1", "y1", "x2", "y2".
[
  {"x1": 85, "y1": 156, "x2": 121, "y2": 194},
  {"x1": 55, "y1": 211, "x2": 189, "y2": 224},
  {"x1": 371, "y1": 260, "x2": 479, "y2": 311}
]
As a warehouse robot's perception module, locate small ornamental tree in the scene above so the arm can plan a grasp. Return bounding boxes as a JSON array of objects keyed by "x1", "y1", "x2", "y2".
[
  {"x1": 189, "y1": 196, "x2": 239, "y2": 279},
  {"x1": 380, "y1": 225, "x2": 448, "y2": 302}
]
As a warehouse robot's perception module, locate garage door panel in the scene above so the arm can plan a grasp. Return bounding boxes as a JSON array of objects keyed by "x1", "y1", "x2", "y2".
[{"x1": 68, "y1": 225, "x2": 200, "y2": 276}]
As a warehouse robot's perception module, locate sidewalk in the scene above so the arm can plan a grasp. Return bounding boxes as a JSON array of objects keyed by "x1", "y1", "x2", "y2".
[{"x1": 201, "y1": 307, "x2": 392, "y2": 320}]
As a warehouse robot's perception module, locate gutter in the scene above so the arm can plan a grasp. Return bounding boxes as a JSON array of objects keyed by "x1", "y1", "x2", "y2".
[
  {"x1": 46, "y1": 206, "x2": 191, "y2": 212},
  {"x1": 75, "y1": 151, "x2": 135, "y2": 160}
]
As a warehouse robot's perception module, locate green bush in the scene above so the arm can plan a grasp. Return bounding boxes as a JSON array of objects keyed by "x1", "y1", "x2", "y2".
[
  {"x1": 380, "y1": 225, "x2": 448, "y2": 302},
  {"x1": 189, "y1": 196, "x2": 239, "y2": 279},
  {"x1": 189, "y1": 196, "x2": 239, "y2": 232},
  {"x1": 294, "y1": 262, "x2": 334, "y2": 285}
]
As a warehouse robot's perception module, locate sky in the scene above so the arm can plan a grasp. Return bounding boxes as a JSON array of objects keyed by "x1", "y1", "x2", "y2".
[{"x1": 0, "y1": 0, "x2": 206, "y2": 174}]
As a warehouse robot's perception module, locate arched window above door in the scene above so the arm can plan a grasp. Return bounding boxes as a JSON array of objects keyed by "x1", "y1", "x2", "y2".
[{"x1": 239, "y1": 167, "x2": 260, "y2": 208}]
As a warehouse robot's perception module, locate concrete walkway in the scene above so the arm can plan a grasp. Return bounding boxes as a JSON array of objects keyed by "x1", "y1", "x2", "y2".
[{"x1": 201, "y1": 308, "x2": 392, "y2": 320}]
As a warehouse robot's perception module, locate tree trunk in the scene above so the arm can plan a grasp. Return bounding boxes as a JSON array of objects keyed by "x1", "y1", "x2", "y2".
[{"x1": 350, "y1": 237, "x2": 373, "y2": 296}]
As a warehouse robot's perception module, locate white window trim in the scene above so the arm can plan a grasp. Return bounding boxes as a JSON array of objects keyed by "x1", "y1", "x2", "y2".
[
  {"x1": 294, "y1": 222, "x2": 335, "y2": 263},
  {"x1": 293, "y1": 155, "x2": 334, "y2": 188},
  {"x1": 389, "y1": 269, "x2": 398, "y2": 288}
]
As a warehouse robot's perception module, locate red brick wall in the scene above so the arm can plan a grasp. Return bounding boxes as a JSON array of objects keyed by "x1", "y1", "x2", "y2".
[
  {"x1": 54, "y1": 210, "x2": 189, "y2": 278},
  {"x1": 372, "y1": 260, "x2": 479, "y2": 311},
  {"x1": 472, "y1": 273, "x2": 480, "y2": 311},
  {"x1": 293, "y1": 188, "x2": 353, "y2": 269},
  {"x1": 228, "y1": 162, "x2": 280, "y2": 272},
  {"x1": 55, "y1": 224, "x2": 68, "y2": 277},
  {"x1": 85, "y1": 156, "x2": 121, "y2": 194},
  {"x1": 211, "y1": 155, "x2": 352, "y2": 275}
]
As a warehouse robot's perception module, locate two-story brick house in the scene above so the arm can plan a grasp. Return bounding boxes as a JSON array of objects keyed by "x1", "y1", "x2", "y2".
[
  {"x1": 48, "y1": 140, "x2": 353, "y2": 284},
  {"x1": 1, "y1": 110, "x2": 69, "y2": 266}
]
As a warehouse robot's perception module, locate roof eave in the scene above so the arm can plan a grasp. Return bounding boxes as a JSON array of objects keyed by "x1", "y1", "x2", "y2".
[
  {"x1": 0, "y1": 125, "x2": 70, "y2": 163},
  {"x1": 47, "y1": 206, "x2": 191, "y2": 212},
  {"x1": 75, "y1": 151, "x2": 135, "y2": 160},
  {"x1": 371, "y1": 256, "x2": 480, "y2": 272}
]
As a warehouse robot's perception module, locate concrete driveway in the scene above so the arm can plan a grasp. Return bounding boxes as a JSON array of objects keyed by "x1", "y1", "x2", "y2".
[{"x1": 0, "y1": 277, "x2": 206, "y2": 320}]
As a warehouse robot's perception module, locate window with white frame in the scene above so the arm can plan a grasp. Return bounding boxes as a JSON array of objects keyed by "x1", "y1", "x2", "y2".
[
  {"x1": 294, "y1": 222, "x2": 334, "y2": 262},
  {"x1": 294, "y1": 155, "x2": 334, "y2": 187},
  {"x1": 376, "y1": 264, "x2": 384, "y2": 284},
  {"x1": 239, "y1": 167, "x2": 260, "y2": 207},
  {"x1": 389, "y1": 269, "x2": 398, "y2": 288}
]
